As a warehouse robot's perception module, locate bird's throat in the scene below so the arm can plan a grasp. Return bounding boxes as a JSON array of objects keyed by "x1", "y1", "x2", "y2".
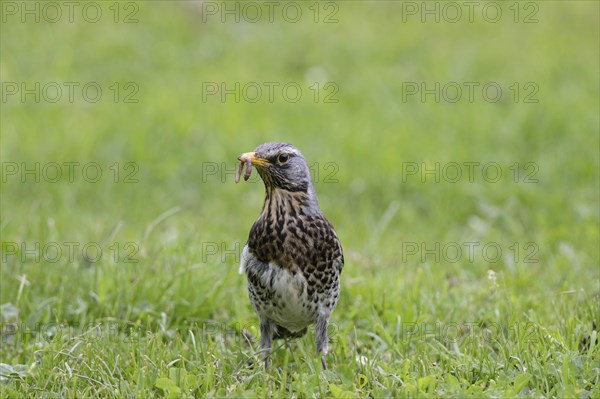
[{"x1": 262, "y1": 187, "x2": 320, "y2": 222}]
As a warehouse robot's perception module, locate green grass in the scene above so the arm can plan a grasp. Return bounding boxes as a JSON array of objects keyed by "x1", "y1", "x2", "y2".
[{"x1": 1, "y1": 1, "x2": 599, "y2": 397}]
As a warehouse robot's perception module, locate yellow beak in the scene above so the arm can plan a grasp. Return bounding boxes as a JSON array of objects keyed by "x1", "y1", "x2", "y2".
[{"x1": 237, "y1": 152, "x2": 269, "y2": 167}]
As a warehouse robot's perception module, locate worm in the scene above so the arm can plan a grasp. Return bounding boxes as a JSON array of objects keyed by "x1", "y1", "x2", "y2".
[
  {"x1": 235, "y1": 157, "x2": 253, "y2": 183},
  {"x1": 235, "y1": 160, "x2": 244, "y2": 183},
  {"x1": 244, "y1": 157, "x2": 252, "y2": 181}
]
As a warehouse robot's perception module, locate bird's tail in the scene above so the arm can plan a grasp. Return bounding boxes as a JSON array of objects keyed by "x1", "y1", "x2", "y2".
[{"x1": 274, "y1": 325, "x2": 307, "y2": 339}]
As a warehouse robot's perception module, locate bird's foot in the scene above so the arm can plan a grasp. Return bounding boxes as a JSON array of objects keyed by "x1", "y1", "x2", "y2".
[{"x1": 321, "y1": 354, "x2": 328, "y2": 370}]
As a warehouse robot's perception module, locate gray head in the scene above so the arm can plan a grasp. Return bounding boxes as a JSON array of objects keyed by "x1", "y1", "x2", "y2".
[{"x1": 238, "y1": 142, "x2": 315, "y2": 194}]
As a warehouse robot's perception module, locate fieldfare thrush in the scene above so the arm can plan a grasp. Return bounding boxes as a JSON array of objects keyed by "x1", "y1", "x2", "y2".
[{"x1": 236, "y1": 142, "x2": 344, "y2": 370}]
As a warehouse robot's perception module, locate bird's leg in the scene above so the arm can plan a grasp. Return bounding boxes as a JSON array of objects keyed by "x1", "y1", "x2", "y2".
[
  {"x1": 315, "y1": 314, "x2": 329, "y2": 370},
  {"x1": 259, "y1": 319, "x2": 274, "y2": 369}
]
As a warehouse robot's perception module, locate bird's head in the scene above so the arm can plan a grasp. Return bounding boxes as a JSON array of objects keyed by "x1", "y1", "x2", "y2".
[{"x1": 237, "y1": 142, "x2": 313, "y2": 194}]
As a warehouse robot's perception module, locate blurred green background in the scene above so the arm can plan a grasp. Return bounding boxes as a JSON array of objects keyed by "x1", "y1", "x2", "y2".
[{"x1": 1, "y1": 1, "x2": 598, "y2": 397}]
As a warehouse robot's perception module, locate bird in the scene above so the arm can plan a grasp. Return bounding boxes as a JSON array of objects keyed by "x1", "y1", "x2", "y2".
[{"x1": 236, "y1": 142, "x2": 344, "y2": 370}]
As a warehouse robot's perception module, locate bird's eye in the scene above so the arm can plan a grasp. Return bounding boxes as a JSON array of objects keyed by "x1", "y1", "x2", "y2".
[{"x1": 277, "y1": 153, "x2": 290, "y2": 164}]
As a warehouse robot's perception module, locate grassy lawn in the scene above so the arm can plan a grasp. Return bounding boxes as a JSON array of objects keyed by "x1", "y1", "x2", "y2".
[{"x1": 1, "y1": 1, "x2": 598, "y2": 397}]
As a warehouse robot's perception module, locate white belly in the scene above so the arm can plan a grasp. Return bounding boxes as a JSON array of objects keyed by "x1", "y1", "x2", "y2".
[
  {"x1": 266, "y1": 267, "x2": 313, "y2": 330},
  {"x1": 240, "y1": 245, "x2": 316, "y2": 331}
]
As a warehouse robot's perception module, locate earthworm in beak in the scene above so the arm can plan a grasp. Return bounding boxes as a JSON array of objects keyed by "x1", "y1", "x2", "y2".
[
  {"x1": 235, "y1": 157, "x2": 253, "y2": 183},
  {"x1": 244, "y1": 157, "x2": 252, "y2": 181}
]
